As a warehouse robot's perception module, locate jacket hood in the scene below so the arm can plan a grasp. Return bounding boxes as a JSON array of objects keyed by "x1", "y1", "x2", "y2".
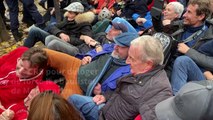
[{"x1": 75, "y1": 11, "x2": 95, "y2": 24}]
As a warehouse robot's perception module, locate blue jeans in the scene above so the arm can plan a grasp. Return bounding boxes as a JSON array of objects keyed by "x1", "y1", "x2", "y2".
[
  {"x1": 24, "y1": 26, "x2": 50, "y2": 47},
  {"x1": 171, "y1": 56, "x2": 205, "y2": 95},
  {"x1": 68, "y1": 94, "x2": 105, "y2": 120}
]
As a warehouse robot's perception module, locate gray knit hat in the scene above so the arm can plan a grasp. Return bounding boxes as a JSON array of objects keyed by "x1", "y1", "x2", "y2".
[{"x1": 64, "y1": 2, "x2": 84, "y2": 13}]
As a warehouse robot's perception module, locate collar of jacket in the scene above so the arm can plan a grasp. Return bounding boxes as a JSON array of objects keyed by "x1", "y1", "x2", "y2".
[
  {"x1": 118, "y1": 65, "x2": 164, "y2": 86},
  {"x1": 74, "y1": 11, "x2": 95, "y2": 24}
]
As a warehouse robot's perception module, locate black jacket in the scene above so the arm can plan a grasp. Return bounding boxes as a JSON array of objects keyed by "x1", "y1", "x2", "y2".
[{"x1": 48, "y1": 11, "x2": 95, "y2": 46}]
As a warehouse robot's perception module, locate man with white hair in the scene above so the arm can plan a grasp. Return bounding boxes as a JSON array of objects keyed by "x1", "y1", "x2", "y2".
[
  {"x1": 69, "y1": 35, "x2": 172, "y2": 120},
  {"x1": 163, "y1": 2, "x2": 184, "y2": 23},
  {"x1": 153, "y1": 1, "x2": 184, "y2": 34}
]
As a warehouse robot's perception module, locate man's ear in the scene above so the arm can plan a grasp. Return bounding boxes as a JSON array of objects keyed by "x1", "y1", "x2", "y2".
[
  {"x1": 17, "y1": 57, "x2": 21, "y2": 62},
  {"x1": 146, "y1": 60, "x2": 154, "y2": 69},
  {"x1": 147, "y1": 60, "x2": 154, "y2": 66},
  {"x1": 175, "y1": 14, "x2": 179, "y2": 19},
  {"x1": 198, "y1": 14, "x2": 205, "y2": 21}
]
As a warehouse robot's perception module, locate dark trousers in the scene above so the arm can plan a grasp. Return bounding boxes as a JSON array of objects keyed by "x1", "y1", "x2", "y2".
[
  {"x1": 22, "y1": 0, "x2": 44, "y2": 25},
  {"x1": 0, "y1": 0, "x2": 6, "y2": 19},
  {"x1": 5, "y1": 0, "x2": 19, "y2": 31},
  {"x1": 5, "y1": 0, "x2": 44, "y2": 31}
]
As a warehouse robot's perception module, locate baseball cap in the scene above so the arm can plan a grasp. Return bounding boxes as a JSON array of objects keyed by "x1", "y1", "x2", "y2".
[
  {"x1": 110, "y1": 22, "x2": 128, "y2": 33},
  {"x1": 155, "y1": 80, "x2": 213, "y2": 120},
  {"x1": 64, "y1": 2, "x2": 84, "y2": 13},
  {"x1": 113, "y1": 32, "x2": 139, "y2": 47}
]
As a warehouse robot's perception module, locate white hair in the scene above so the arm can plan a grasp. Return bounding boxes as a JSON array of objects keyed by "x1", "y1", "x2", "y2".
[
  {"x1": 167, "y1": 2, "x2": 184, "y2": 18},
  {"x1": 130, "y1": 35, "x2": 164, "y2": 66}
]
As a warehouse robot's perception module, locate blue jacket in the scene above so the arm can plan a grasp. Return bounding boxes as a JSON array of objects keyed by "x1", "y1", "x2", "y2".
[
  {"x1": 79, "y1": 43, "x2": 131, "y2": 94},
  {"x1": 101, "y1": 65, "x2": 130, "y2": 92},
  {"x1": 85, "y1": 60, "x2": 131, "y2": 95},
  {"x1": 132, "y1": 11, "x2": 153, "y2": 31},
  {"x1": 76, "y1": 43, "x2": 114, "y2": 60}
]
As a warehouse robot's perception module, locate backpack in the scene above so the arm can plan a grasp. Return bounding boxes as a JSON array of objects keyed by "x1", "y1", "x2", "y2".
[{"x1": 152, "y1": 32, "x2": 178, "y2": 67}]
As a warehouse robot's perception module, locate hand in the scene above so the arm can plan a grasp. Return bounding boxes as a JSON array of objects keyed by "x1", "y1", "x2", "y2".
[
  {"x1": 138, "y1": 30, "x2": 144, "y2": 36},
  {"x1": 116, "y1": 9, "x2": 122, "y2": 16},
  {"x1": 89, "y1": 40, "x2": 98, "y2": 47},
  {"x1": 24, "y1": 86, "x2": 40, "y2": 110},
  {"x1": 94, "y1": 0, "x2": 98, "y2": 4},
  {"x1": 59, "y1": 33, "x2": 70, "y2": 42},
  {"x1": 95, "y1": 45, "x2": 103, "y2": 52},
  {"x1": 80, "y1": 35, "x2": 96, "y2": 45},
  {"x1": 90, "y1": 9, "x2": 97, "y2": 14},
  {"x1": 81, "y1": 56, "x2": 92, "y2": 65},
  {"x1": 162, "y1": 19, "x2": 171, "y2": 26},
  {"x1": 93, "y1": 95, "x2": 106, "y2": 105},
  {"x1": 136, "y1": 18, "x2": 146, "y2": 25},
  {"x1": 177, "y1": 43, "x2": 190, "y2": 54},
  {"x1": 204, "y1": 71, "x2": 213, "y2": 80},
  {"x1": 0, "y1": 101, "x2": 6, "y2": 111},
  {"x1": 93, "y1": 83, "x2": 102, "y2": 95},
  {"x1": 50, "y1": 8, "x2": 55, "y2": 15},
  {"x1": 0, "y1": 109, "x2": 14, "y2": 120}
]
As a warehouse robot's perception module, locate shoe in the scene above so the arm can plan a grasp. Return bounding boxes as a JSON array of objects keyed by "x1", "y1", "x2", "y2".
[
  {"x1": 12, "y1": 31, "x2": 23, "y2": 42},
  {"x1": 39, "y1": 1, "x2": 47, "y2": 10},
  {"x1": 22, "y1": 19, "x2": 35, "y2": 27},
  {"x1": 2, "y1": 20, "x2": 10, "y2": 30},
  {"x1": 5, "y1": 24, "x2": 10, "y2": 30},
  {"x1": 2, "y1": 16, "x2": 10, "y2": 22}
]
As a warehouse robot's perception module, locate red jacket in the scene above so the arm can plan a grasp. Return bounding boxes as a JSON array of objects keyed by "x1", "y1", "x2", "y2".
[
  {"x1": 0, "y1": 47, "x2": 60, "y2": 120},
  {"x1": 0, "y1": 71, "x2": 43, "y2": 120},
  {"x1": 0, "y1": 47, "x2": 30, "y2": 119},
  {"x1": 95, "y1": 0, "x2": 115, "y2": 13}
]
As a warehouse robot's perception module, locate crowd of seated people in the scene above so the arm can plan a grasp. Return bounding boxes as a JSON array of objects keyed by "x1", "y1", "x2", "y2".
[{"x1": 1, "y1": 0, "x2": 213, "y2": 119}]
